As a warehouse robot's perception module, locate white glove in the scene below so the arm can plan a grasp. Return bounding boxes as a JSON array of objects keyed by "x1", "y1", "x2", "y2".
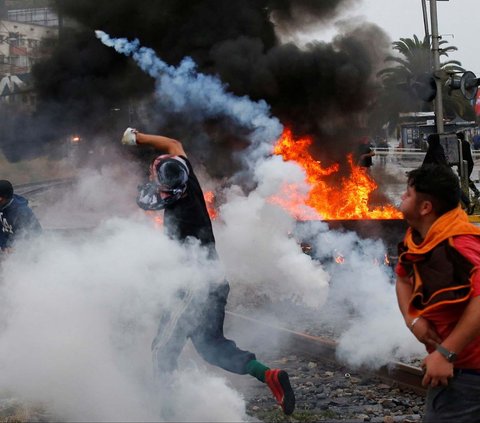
[{"x1": 122, "y1": 127, "x2": 137, "y2": 145}]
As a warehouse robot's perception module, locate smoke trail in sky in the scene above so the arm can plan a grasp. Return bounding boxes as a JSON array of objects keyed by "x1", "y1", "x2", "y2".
[{"x1": 95, "y1": 30, "x2": 283, "y2": 159}]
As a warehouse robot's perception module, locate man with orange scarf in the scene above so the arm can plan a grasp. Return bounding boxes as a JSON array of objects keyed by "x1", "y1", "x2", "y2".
[{"x1": 396, "y1": 163, "x2": 480, "y2": 423}]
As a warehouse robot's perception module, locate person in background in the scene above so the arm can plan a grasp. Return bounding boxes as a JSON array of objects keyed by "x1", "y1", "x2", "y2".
[
  {"x1": 422, "y1": 133, "x2": 447, "y2": 165},
  {"x1": 376, "y1": 138, "x2": 389, "y2": 167},
  {"x1": 457, "y1": 131, "x2": 480, "y2": 199},
  {"x1": 395, "y1": 164, "x2": 480, "y2": 423},
  {"x1": 0, "y1": 180, "x2": 42, "y2": 252},
  {"x1": 422, "y1": 134, "x2": 474, "y2": 214},
  {"x1": 472, "y1": 133, "x2": 480, "y2": 151},
  {"x1": 121, "y1": 128, "x2": 296, "y2": 415},
  {"x1": 356, "y1": 136, "x2": 375, "y2": 170}
]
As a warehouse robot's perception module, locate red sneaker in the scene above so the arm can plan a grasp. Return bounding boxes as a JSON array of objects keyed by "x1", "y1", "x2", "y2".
[{"x1": 265, "y1": 369, "x2": 295, "y2": 415}]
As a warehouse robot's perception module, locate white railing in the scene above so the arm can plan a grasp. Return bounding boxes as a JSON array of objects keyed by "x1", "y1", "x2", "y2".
[
  {"x1": 372, "y1": 148, "x2": 425, "y2": 168},
  {"x1": 372, "y1": 148, "x2": 480, "y2": 182},
  {"x1": 373, "y1": 148, "x2": 480, "y2": 160}
]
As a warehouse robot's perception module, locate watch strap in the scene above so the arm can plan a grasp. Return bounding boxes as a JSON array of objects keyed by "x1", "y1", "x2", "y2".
[{"x1": 436, "y1": 344, "x2": 457, "y2": 362}]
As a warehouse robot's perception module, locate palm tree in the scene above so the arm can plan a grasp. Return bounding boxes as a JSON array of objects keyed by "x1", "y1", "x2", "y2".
[
  {"x1": 371, "y1": 35, "x2": 471, "y2": 132},
  {"x1": 380, "y1": 34, "x2": 462, "y2": 75}
]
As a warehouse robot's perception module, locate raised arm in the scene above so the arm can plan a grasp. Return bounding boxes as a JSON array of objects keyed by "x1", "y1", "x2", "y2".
[
  {"x1": 122, "y1": 128, "x2": 187, "y2": 156},
  {"x1": 136, "y1": 132, "x2": 186, "y2": 156}
]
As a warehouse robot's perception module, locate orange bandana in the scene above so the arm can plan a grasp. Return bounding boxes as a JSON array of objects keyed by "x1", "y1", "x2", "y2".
[{"x1": 404, "y1": 206, "x2": 480, "y2": 254}]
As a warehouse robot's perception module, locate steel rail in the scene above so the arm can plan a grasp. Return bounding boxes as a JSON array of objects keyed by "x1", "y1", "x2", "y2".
[
  {"x1": 226, "y1": 310, "x2": 426, "y2": 395},
  {"x1": 14, "y1": 178, "x2": 75, "y2": 196}
]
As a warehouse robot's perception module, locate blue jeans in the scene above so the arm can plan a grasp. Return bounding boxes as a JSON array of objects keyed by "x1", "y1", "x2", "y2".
[
  {"x1": 152, "y1": 281, "x2": 255, "y2": 376},
  {"x1": 424, "y1": 370, "x2": 480, "y2": 423}
]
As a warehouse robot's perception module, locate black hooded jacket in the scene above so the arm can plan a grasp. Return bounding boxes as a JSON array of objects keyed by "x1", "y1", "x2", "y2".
[
  {"x1": 423, "y1": 134, "x2": 448, "y2": 166},
  {"x1": 163, "y1": 156, "x2": 216, "y2": 257}
]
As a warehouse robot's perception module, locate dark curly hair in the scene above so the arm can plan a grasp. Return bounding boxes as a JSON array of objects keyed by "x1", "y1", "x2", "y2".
[
  {"x1": 407, "y1": 164, "x2": 460, "y2": 215},
  {"x1": 0, "y1": 180, "x2": 13, "y2": 199}
]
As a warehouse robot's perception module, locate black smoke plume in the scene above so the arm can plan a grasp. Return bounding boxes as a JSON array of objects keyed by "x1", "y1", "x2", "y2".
[{"x1": 3, "y1": 0, "x2": 391, "y2": 174}]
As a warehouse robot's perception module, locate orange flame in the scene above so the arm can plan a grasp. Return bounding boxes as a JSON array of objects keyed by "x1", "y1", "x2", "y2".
[
  {"x1": 204, "y1": 191, "x2": 218, "y2": 220},
  {"x1": 270, "y1": 128, "x2": 402, "y2": 220},
  {"x1": 145, "y1": 210, "x2": 164, "y2": 229},
  {"x1": 384, "y1": 253, "x2": 391, "y2": 266}
]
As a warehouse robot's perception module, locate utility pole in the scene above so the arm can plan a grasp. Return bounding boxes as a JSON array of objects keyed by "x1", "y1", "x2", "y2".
[{"x1": 429, "y1": 0, "x2": 445, "y2": 133}]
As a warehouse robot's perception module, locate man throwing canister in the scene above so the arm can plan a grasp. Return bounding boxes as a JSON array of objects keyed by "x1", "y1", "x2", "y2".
[{"x1": 121, "y1": 128, "x2": 295, "y2": 415}]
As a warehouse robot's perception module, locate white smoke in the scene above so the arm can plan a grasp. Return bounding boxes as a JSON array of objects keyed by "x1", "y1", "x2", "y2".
[
  {"x1": 37, "y1": 162, "x2": 141, "y2": 229},
  {"x1": 297, "y1": 221, "x2": 424, "y2": 366},
  {"x1": 215, "y1": 156, "x2": 329, "y2": 309},
  {"x1": 0, "y1": 211, "x2": 248, "y2": 422},
  {"x1": 159, "y1": 369, "x2": 247, "y2": 422}
]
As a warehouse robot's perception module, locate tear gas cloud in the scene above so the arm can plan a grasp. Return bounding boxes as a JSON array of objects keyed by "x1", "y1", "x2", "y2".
[
  {"x1": 301, "y1": 223, "x2": 424, "y2": 366},
  {"x1": 215, "y1": 155, "x2": 330, "y2": 309},
  {"x1": 0, "y1": 215, "x2": 247, "y2": 422},
  {"x1": 37, "y1": 161, "x2": 142, "y2": 229},
  {"x1": 0, "y1": 156, "x2": 419, "y2": 420}
]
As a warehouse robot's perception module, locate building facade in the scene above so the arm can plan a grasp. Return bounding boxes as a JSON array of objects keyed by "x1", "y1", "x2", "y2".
[{"x1": 0, "y1": 3, "x2": 57, "y2": 107}]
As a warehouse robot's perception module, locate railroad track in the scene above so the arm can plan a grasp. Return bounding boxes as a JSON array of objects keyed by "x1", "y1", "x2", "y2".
[
  {"x1": 226, "y1": 310, "x2": 426, "y2": 395},
  {"x1": 14, "y1": 178, "x2": 75, "y2": 197}
]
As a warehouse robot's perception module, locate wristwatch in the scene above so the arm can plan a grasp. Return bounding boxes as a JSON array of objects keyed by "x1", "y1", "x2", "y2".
[{"x1": 435, "y1": 344, "x2": 457, "y2": 362}]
